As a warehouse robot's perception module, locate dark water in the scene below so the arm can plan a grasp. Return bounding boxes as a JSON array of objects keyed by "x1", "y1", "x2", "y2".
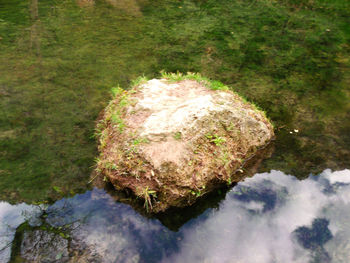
[{"x1": 1, "y1": 0, "x2": 350, "y2": 262}]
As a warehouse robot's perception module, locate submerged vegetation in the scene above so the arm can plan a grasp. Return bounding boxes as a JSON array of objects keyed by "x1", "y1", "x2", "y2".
[{"x1": 0, "y1": 0, "x2": 349, "y2": 204}]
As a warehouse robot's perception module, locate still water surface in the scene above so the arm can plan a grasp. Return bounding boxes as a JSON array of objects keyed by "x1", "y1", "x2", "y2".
[
  {"x1": 1, "y1": 0, "x2": 350, "y2": 262},
  {"x1": 1, "y1": 169, "x2": 350, "y2": 262}
]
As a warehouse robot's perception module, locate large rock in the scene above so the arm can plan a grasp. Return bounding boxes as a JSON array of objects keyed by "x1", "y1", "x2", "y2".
[
  {"x1": 21, "y1": 230, "x2": 69, "y2": 262},
  {"x1": 95, "y1": 74, "x2": 274, "y2": 212}
]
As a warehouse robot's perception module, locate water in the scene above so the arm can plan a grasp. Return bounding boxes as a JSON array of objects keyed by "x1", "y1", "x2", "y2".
[
  {"x1": 1, "y1": 0, "x2": 350, "y2": 262},
  {"x1": 1, "y1": 169, "x2": 350, "y2": 262}
]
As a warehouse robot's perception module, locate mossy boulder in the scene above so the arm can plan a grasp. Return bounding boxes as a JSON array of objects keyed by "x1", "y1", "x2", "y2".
[{"x1": 95, "y1": 73, "x2": 274, "y2": 212}]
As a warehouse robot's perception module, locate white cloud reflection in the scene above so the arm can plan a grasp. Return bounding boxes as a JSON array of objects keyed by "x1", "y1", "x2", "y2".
[
  {"x1": 0, "y1": 202, "x2": 42, "y2": 262},
  {"x1": 44, "y1": 189, "x2": 166, "y2": 262},
  {"x1": 1, "y1": 169, "x2": 350, "y2": 263},
  {"x1": 166, "y1": 169, "x2": 350, "y2": 263}
]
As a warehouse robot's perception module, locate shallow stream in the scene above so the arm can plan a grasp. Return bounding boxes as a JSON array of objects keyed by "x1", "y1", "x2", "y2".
[{"x1": 1, "y1": 0, "x2": 349, "y2": 262}]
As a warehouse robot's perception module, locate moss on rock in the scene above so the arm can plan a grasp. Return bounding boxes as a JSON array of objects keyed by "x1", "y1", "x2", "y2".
[{"x1": 95, "y1": 73, "x2": 274, "y2": 212}]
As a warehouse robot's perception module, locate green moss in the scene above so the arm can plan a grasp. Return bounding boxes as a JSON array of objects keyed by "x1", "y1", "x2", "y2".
[
  {"x1": 132, "y1": 137, "x2": 150, "y2": 145},
  {"x1": 103, "y1": 161, "x2": 118, "y2": 171},
  {"x1": 130, "y1": 75, "x2": 149, "y2": 88},
  {"x1": 111, "y1": 113, "x2": 126, "y2": 132},
  {"x1": 173, "y1": 132, "x2": 182, "y2": 140},
  {"x1": 101, "y1": 87, "x2": 132, "y2": 134},
  {"x1": 111, "y1": 86, "x2": 124, "y2": 97}
]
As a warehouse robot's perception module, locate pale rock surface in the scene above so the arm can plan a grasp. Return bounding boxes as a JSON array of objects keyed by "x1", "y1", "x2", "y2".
[
  {"x1": 96, "y1": 78, "x2": 274, "y2": 212},
  {"x1": 129, "y1": 79, "x2": 272, "y2": 169}
]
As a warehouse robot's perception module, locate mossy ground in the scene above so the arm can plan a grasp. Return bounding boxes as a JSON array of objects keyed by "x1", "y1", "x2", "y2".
[{"x1": 1, "y1": 0, "x2": 349, "y2": 204}]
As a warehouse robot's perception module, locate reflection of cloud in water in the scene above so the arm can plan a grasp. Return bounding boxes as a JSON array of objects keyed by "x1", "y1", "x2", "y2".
[
  {"x1": 0, "y1": 202, "x2": 41, "y2": 262},
  {"x1": 45, "y1": 189, "x2": 177, "y2": 262},
  {"x1": 166, "y1": 169, "x2": 350, "y2": 263},
  {"x1": 1, "y1": 169, "x2": 350, "y2": 262}
]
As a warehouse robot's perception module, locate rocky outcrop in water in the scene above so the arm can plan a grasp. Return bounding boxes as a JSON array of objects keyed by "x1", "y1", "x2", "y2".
[
  {"x1": 21, "y1": 230, "x2": 69, "y2": 262},
  {"x1": 95, "y1": 73, "x2": 274, "y2": 212}
]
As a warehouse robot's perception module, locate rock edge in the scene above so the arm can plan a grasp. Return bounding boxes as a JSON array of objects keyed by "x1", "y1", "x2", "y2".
[{"x1": 95, "y1": 75, "x2": 274, "y2": 212}]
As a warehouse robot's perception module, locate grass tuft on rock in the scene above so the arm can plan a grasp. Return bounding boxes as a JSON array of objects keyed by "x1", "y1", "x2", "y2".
[{"x1": 161, "y1": 71, "x2": 229, "y2": 91}]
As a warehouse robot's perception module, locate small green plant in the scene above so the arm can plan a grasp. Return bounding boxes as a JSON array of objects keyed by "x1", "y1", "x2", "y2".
[
  {"x1": 220, "y1": 151, "x2": 230, "y2": 166},
  {"x1": 94, "y1": 166, "x2": 102, "y2": 174},
  {"x1": 132, "y1": 137, "x2": 149, "y2": 145},
  {"x1": 94, "y1": 157, "x2": 102, "y2": 165},
  {"x1": 190, "y1": 185, "x2": 206, "y2": 197},
  {"x1": 209, "y1": 80, "x2": 229, "y2": 91},
  {"x1": 104, "y1": 161, "x2": 118, "y2": 170},
  {"x1": 98, "y1": 129, "x2": 109, "y2": 149},
  {"x1": 118, "y1": 96, "x2": 129, "y2": 107},
  {"x1": 131, "y1": 75, "x2": 149, "y2": 87},
  {"x1": 52, "y1": 186, "x2": 63, "y2": 194},
  {"x1": 103, "y1": 176, "x2": 109, "y2": 182},
  {"x1": 206, "y1": 133, "x2": 226, "y2": 146},
  {"x1": 93, "y1": 121, "x2": 107, "y2": 139},
  {"x1": 111, "y1": 113, "x2": 125, "y2": 132},
  {"x1": 140, "y1": 187, "x2": 157, "y2": 212},
  {"x1": 191, "y1": 190, "x2": 201, "y2": 197},
  {"x1": 160, "y1": 71, "x2": 186, "y2": 81},
  {"x1": 129, "y1": 137, "x2": 149, "y2": 153},
  {"x1": 104, "y1": 87, "x2": 132, "y2": 134},
  {"x1": 111, "y1": 86, "x2": 124, "y2": 97},
  {"x1": 173, "y1": 131, "x2": 182, "y2": 140},
  {"x1": 160, "y1": 71, "x2": 229, "y2": 91}
]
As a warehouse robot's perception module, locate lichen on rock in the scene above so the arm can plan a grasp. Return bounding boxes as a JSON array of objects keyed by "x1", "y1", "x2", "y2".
[{"x1": 95, "y1": 73, "x2": 274, "y2": 213}]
